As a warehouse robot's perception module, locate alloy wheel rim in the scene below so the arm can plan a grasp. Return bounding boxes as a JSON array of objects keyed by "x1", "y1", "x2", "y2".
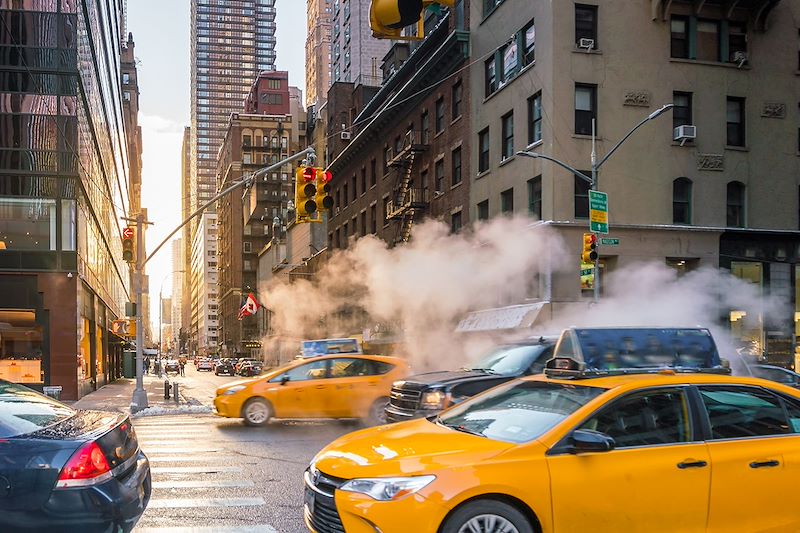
[
  {"x1": 371, "y1": 400, "x2": 388, "y2": 424},
  {"x1": 457, "y1": 514, "x2": 519, "y2": 533},
  {"x1": 246, "y1": 402, "x2": 268, "y2": 423}
]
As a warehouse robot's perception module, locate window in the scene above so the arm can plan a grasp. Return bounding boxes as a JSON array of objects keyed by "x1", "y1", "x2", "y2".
[
  {"x1": 528, "y1": 175, "x2": 542, "y2": 219},
  {"x1": 579, "y1": 389, "x2": 691, "y2": 447},
  {"x1": 435, "y1": 97, "x2": 445, "y2": 133},
  {"x1": 343, "y1": 182, "x2": 349, "y2": 207},
  {"x1": 672, "y1": 92, "x2": 692, "y2": 131},
  {"x1": 727, "y1": 181, "x2": 745, "y2": 227},
  {"x1": 727, "y1": 97, "x2": 745, "y2": 147},
  {"x1": 275, "y1": 359, "x2": 328, "y2": 382},
  {"x1": 483, "y1": 0, "x2": 502, "y2": 16},
  {"x1": 574, "y1": 173, "x2": 591, "y2": 218},
  {"x1": 360, "y1": 211, "x2": 366, "y2": 236},
  {"x1": 575, "y1": 4, "x2": 597, "y2": 49},
  {"x1": 435, "y1": 159, "x2": 445, "y2": 193},
  {"x1": 479, "y1": 128, "x2": 490, "y2": 172},
  {"x1": 370, "y1": 159, "x2": 377, "y2": 187},
  {"x1": 673, "y1": 178, "x2": 692, "y2": 224},
  {"x1": 452, "y1": 81, "x2": 462, "y2": 120},
  {"x1": 383, "y1": 146, "x2": 390, "y2": 175},
  {"x1": 330, "y1": 358, "x2": 373, "y2": 378},
  {"x1": 670, "y1": 16, "x2": 689, "y2": 58},
  {"x1": 728, "y1": 23, "x2": 747, "y2": 63},
  {"x1": 699, "y1": 386, "x2": 795, "y2": 439},
  {"x1": 528, "y1": 92, "x2": 542, "y2": 145},
  {"x1": 522, "y1": 20, "x2": 535, "y2": 65},
  {"x1": 451, "y1": 211, "x2": 462, "y2": 234},
  {"x1": 382, "y1": 196, "x2": 389, "y2": 223},
  {"x1": 370, "y1": 204, "x2": 377, "y2": 234},
  {"x1": 501, "y1": 40, "x2": 518, "y2": 82},
  {"x1": 421, "y1": 111, "x2": 430, "y2": 143},
  {"x1": 243, "y1": 135, "x2": 252, "y2": 146},
  {"x1": 501, "y1": 188, "x2": 514, "y2": 213},
  {"x1": 123, "y1": 91, "x2": 131, "y2": 101},
  {"x1": 0, "y1": 198, "x2": 56, "y2": 251},
  {"x1": 696, "y1": 20, "x2": 720, "y2": 62},
  {"x1": 501, "y1": 111, "x2": 514, "y2": 160},
  {"x1": 478, "y1": 200, "x2": 489, "y2": 220},
  {"x1": 243, "y1": 241, "x2": 252, "y2": 253},
  {"x1": 485, "y1": 57, "x2": 497, "y2": 96},
  {"x1": 575, "y1": 84, "x2": 597, "y2": 136},
  {"x1": 351, "y1": 175, "x2": 357, "y2": 201},
  {"x1": 122, "y1": 73, "x2": 130, "y2": 84},
  {"x1": 451, "y1": 147, "x2": 462, "y2": 186},
  {"x1": 360, "y1": 167, "x2": 367, "y2": 195}
]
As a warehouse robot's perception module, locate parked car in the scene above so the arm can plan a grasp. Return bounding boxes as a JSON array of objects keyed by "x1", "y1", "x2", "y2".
[
  {"x1": 214, "y1": 354, "x2": 408, "y2": 426},
  {"x1": 385, "y1": 336, "x2": 557, "y2": 423},
  {"x1": 235, "y1": 358, "x2": 259, "y2": 373},
  {"x1": 214, "y1": 359, "x2": 236, "y2": 376},
  {"x1": 164, "y1": 360, "x2": 180, "y2": 375},
  {"x1": 237, "y1": 361, "x2": 263, "y2": 377},
  {"x1": 197, "y1": 359, "x2": 214, "y2": 372},
  {"x1": 748, "y1": 364, "x2": 800, "y2": 388},
  {"x1": 0, "y1": 380, "x2": 151, "y2": 532}
]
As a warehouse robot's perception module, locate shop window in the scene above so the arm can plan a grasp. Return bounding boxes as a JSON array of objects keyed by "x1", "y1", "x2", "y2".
[
  {"x1": 730, "y1": 262, "x2": 763, "y2": 356},
  {"x1": 0, "y1": 198, "x2": 56, "y2": 251},
  {"x1": 0, "y1": 310, "x2": 43, "y2": 384}
]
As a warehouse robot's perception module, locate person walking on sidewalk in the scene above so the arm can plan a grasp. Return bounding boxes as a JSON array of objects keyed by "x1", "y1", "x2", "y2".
[
  {"x1": 179, "y1": 359, "x2": 186, "y2": 377},
  {"x1": 144, "y1": 356, "x2": 150, "y2": 375}
]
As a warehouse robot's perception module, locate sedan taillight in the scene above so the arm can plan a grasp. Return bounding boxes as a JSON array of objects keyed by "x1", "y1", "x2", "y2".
[{"x1": 56, "y1": 441, "x2": 112, "y2": 488}]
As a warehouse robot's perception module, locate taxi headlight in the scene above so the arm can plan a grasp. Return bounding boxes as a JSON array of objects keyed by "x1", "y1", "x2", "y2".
[
  {"x1": 222, "y1": 385, "x2": 246, "y2": 396},
  {"x1": 340, "y1": 475, "x2": 436, "y2": 501},
  {"x1": 420, "y1": 390, "x2": 448, "y2": 410}
]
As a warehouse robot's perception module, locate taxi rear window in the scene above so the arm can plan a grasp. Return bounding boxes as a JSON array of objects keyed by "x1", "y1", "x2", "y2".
[{"x1": 436, "y1": 381, "x2": 603, "y2": 444}]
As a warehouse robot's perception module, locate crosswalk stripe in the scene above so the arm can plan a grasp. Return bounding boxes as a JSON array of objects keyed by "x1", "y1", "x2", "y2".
[
  {"x1": 151, "y1": 466, "x2": 242, "y2": 474},
  {"x1": 151, "y1": 479, "x2": 254, "y2": 489},
  {"x1": 136, "y1": 440, "x2": 219, "y2": 446},
  {"x1": 139, "y1": 448, "x2": 221, "y2": 454},
  {"x1": 136, "y1": 525, "x2": 277, "y2": 532},
  {"x1": 147, "y1": 456, "x2": 221, "y2": 462},
  {"x1": 146, "y1": 497, "x2": 265, "y2": 509}
]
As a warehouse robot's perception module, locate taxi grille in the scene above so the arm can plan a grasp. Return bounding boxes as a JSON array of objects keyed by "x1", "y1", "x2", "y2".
[
  {"x1": 389, "y1": 385, "x2": 422, "y2": 411},
  {"x1": 305, "y1": 468, "x2": 346, "y2": 533}
]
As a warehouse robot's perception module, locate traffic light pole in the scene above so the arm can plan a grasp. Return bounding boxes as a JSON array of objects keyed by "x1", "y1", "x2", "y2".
[{"x1": 591, "y1": 120, "x2": 600, "y2": 304}]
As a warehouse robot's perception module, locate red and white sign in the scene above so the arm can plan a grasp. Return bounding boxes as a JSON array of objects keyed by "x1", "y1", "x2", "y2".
[{"x1": 122, "y1": 227, "x2": 135, "y2": 239}]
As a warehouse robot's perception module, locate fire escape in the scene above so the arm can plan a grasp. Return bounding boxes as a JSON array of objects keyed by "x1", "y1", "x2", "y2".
[{"x1": 385, "y1": 130, "x2": 429, "y2": 245}]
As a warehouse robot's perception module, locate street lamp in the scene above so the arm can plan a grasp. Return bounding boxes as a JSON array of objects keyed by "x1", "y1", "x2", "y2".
[{"x1": 517, "y1": 103, "x2": 674, "y2": 303}]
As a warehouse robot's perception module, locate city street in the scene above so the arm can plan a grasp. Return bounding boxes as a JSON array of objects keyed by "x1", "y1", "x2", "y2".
[{"x1": 132, "y1": 366, "x2": 353, "y2": 532}]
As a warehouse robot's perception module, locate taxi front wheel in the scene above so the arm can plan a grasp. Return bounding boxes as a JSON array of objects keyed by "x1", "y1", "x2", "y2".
[
  {"x1": 242, "y1": 398, "x2": 272, "y2": 427},
  {"x1": 442, "y1": 500, "x2": 535, "y2": 533}
]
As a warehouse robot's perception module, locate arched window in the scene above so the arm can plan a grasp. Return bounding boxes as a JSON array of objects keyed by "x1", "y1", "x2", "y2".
[
  {"x1": 673, "y1": 178, "x2": 692, "y2": 224},
  {"x1": 726, "y1": 181, "x2": 745, "y2": 227}
]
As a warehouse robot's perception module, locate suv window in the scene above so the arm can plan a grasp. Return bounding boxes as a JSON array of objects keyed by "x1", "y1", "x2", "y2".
[
  {"x1": 699, "y1": 386, "x2": 791, "y2": 439},
  {"x1": 751, "y1": 366, "x2": 799, "y2": 386},
  {"x1": 579, "y1": 389, "x2": 691, "y2": 448},
  {"x1": 0, "y1": 381, "x2": 75, "y2": 438},
  {"x1": 472, "y1": 344, "x2": 551, "y2": 376}
]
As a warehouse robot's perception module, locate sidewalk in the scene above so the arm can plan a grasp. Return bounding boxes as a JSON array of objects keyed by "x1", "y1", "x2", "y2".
[{"x1": 70, "y1": 374, "x2": 212, "y2": 417}]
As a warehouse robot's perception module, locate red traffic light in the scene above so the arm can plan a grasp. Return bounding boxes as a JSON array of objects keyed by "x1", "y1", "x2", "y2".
[
  {"x1": 322, "y1": 170, "x2": 332, "y2": 183},
  {"x1": 302, "y1": 167, "x2": 315, "y2": 182}
]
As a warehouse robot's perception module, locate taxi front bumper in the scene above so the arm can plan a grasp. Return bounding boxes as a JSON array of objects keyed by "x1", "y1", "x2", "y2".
[{"x1": 212, "y1": 394, "x2": 242, "y2": 418}]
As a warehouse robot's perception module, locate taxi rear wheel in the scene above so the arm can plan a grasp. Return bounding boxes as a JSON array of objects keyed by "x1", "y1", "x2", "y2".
[
  {"x1": 443, "y1": 500, "x2": 534, "y2": 533},
  {"x1": 242, "y1": 398, "x2": 272, "y2": 427}
]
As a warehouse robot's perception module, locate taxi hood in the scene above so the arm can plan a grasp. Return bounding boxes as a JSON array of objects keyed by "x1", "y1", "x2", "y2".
[{"x1": 312, "y1": 418, "x2": 514, "y2": 480}]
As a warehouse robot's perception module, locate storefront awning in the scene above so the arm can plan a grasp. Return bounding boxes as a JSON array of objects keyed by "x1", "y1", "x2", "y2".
[{"x1": 456, "y1": 302, "x2": 547, "y2": 333}]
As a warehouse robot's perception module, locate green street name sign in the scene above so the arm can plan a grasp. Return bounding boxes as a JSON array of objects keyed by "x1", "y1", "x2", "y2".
[
  {"x1": 589, "y1": 190, "x2": 608, "y2": 234},
  {"x1": 600, "y1": 238, "x2": 619, "y2": 246}
]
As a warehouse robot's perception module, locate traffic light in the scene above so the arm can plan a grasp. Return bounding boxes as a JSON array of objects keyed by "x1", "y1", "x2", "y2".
[
  {"x1": 122, "y1": 227, "x2": 135, "y2": 264},
  {"x1": 581, "y1": 233, "x2": 598, "y2": 263},
  {"x1": 369, "y1": 0, "x2": 455, "y2": 40},
  {"x1": 295, "y1": 166, "x2": 318, "y2": 223},
  {"x1": 315, "y1": 168, "x2": 334, "y2": 212}
]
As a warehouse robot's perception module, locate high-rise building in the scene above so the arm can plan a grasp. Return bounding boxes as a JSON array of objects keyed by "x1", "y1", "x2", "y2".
[
  {"x1": 330, "y1": 0, "x2": 390, "y2": 86},
  {"x1": 171, "y1": 238, "x2": 183, "y2": 354},
  {"x1": 180, "y1": 127, "x2": 193, "y2": 352},
  {"x1": 191, "y1": 213, "x2": 218, "y2": 355},
  {"x1": 306, "y1": 0, "x2": 333, "y2": 108},
  {"x1": 189, "y1": 0, "x2": 277, "y2": 354},
  {"x1": 0, "y1": 2, "x2": 136, "y2": 399}
]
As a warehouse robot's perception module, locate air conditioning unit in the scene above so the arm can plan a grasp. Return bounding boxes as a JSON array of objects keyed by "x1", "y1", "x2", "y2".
[
  {"x1": 732, "y1": 51, "x2": 748, "y2": 67},
  {"x1": 340, "y1": 131, "x2": 351, "y2": 140},
  {"x1": 578, "y1": 38, "x2": 595, "y2": 50},
  {"x1": 673, "y1": 125, "x2": 697, "y2": 145}
]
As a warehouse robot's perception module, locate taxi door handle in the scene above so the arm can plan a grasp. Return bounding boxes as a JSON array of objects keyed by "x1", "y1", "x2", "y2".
[
  {"x1": 750, "y1": 460, "x2": 780, "y2": 469},
  {"x1": 677, "y1": 460, "x2": 707, "y2": 469},
  {"x1": 315, "y1": 385, "x2": 326, "y2": 389}
]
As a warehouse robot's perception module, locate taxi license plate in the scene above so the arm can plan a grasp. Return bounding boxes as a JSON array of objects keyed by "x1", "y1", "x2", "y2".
[{"x1": 304, "y1": 488, "x2": 315, "y2": 514}]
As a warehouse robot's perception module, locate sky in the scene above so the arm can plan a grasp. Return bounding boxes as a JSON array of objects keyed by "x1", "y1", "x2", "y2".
[{"x1": 126, "y1": 1, "x2": 307, "y2": 335}]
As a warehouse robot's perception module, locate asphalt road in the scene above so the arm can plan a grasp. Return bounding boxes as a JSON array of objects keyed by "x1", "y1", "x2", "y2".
[{"x1": 132, "y1": 365, "x2": 356, "y2": 532}]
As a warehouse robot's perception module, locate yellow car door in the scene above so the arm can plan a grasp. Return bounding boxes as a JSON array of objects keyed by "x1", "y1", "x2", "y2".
[
  {"x1": 326, "y1": 358, "x2": 374, "y2": 417},
  {"x1": 546, "y1": 387, "x2": 710, "y2": 533},
  {"x1": 699, "y1": 385, "x2": 800, "y2": 533},
  {"x1": 269, "y1": 359, "x2": 331, "y2": 418}
]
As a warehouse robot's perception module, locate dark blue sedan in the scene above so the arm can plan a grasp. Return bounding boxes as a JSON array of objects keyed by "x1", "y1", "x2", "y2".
[{"x1": 0, "y1": 380, "x2": 151, "y2": 532}]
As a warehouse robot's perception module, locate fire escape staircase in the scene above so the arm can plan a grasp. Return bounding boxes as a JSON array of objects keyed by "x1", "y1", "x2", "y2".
[{"x1": 385, "y1": 131, "x2": 429, "y2": 245}]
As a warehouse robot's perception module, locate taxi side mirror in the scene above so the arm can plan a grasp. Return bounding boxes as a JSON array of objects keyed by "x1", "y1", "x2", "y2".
[
  {"x1": 570, "y1": 429, "x2": 615, "y2": 453},
  {"x1": 280, "y1": 375, "x2": 290, "y2": 386}
]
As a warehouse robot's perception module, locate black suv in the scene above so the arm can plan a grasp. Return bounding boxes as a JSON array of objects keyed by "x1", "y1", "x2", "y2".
[
  {"x1": 385, "y1": 336, "x2": 557, "y2": 423},
  {"x1": 214, "y1": 359, "x2": 236, "y2": 376}
]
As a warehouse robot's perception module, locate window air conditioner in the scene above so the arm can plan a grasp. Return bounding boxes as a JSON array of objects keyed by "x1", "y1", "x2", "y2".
[
  {"x1": 340, "y1": 131, "x2": 351, "y2": 140},
  {"x1": 673, "y1": 125, "x2": 696, "y2": 143},
  {"x1": 578, "y1": 38, "x2": 595, "y2": 50}
]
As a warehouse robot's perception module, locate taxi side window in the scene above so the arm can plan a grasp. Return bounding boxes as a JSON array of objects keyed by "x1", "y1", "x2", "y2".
[
  {"x1": 699, "y1": 386, "x2": 790, "y2": 439},
  {"x1": 579, "y1": 389, "x2": 691, "y2": 448},
  {"x1": 281, "y1": 360, "x2": 329, "y2": 382},
  {"x1": 784, "y1": 397, "x2": 800, "y2": 433},
  {"x1": 330, "y1": 358, "x2": 371, "y2": 378},
  {"x1": 372, "y1": 361, "x2": 395, "y2": 375}
]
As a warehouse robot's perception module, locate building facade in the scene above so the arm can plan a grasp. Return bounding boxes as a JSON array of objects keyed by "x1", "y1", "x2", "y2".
[
  {"x1": 306, "y1": 0, "x2": 332, "y2": 108},
  {"x1": 330, "y1": 0, "x2": 390, "y2": 87},
  {"x1": 469, "y1": 0, "x2": 800, "y2": 362},
  {"x1": 327, "y1": 6, "x2": 471, "y2": 253},
  {"x1": 191, "y1": 213, "x2": 218, "y2": 355},
  {"x1": 216, "y1": 72, "x2": 305, "y2": 356},
  {"x1": 180, "y1": 126, "x2": 192, "y2": 352},
  {"x1": 171, "y1": 238, "x2": 183, "y2": 354},
  {"x1": 0, "y1": 1, "x2": 136, "y2": 399}
]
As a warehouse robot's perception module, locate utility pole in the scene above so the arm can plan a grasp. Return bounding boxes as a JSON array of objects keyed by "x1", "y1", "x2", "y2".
[{"x1": 591, "y1": 119, "x2": 600, "y2": 304}]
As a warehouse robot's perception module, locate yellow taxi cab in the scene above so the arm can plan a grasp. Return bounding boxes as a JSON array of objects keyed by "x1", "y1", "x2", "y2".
[
  {"x1": 304, "y1": 327, "x2": 800, "y2": 533},
  {"x1": 214, "y1": 353, "x2": 408, "y2": 426}
]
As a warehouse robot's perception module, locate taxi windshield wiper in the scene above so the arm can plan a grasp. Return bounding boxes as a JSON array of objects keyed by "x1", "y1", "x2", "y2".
[
  {"x1": 436, "y1": 418, "x2": 486, "y2": 438},
  {"x1": 470, "y1": 367, "x2": 498, "y2": 374}
]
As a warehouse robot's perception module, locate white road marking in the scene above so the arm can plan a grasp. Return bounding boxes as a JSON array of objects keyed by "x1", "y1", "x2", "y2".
[
  {"x1": 151, "y1": 479, "x2": 255, "y2": 489},
  {"x1": 136, "y1": 526, "x2": 277, "y2": 532},
  {"x1": 151, "y1": 466, "x2": 242, "y2": 474},
  {"x1": 146, "y1": 497, "x2": 265, "y2": 509}
]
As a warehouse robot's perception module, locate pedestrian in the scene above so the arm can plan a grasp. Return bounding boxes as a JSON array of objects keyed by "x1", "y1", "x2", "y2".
[
  {"x1": 144, "y1": 356, "x2": 150, "y2": 375},
  {"x1": 179, "y1": 359, "x2": 186, "y2": 377}
]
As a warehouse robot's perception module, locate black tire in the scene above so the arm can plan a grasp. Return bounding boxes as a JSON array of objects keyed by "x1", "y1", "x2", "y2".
[
  {"x1": 363, "y1": 397, "x2": 389, "y2": 426},
  {"x1": 241, "y1": 398, "x2": 272, "y2": 427},
  {"x1": 441, "y1": 500, "x2": 534, "y2": 533}
]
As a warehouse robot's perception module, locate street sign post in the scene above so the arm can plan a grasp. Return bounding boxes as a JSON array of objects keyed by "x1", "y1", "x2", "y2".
[{"x1": 589, "y1": 190, "x2": 608, "y2": 234}]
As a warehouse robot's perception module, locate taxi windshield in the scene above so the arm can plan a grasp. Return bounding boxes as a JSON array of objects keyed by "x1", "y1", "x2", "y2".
[
  {"x1": 437, "y1": 381, "x2": 604, "y2": 444},
  {"x1": 470, "y1": 345, "x2": 547, "y2": 375}
]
